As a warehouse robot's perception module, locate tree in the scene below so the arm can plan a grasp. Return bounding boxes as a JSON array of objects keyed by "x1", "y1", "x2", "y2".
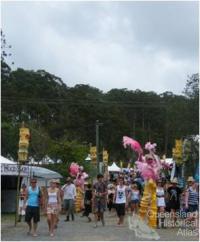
[{"x1": 183, "y1": 74, "x2": 199, "y2": 99}]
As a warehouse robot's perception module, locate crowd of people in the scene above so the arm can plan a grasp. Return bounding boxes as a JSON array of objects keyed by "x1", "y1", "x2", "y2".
[{"x1": 18, "y1": 171, "x2": 199, "y2": 237}]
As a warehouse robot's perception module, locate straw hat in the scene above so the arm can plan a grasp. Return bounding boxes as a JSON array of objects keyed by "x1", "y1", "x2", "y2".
[
  {"x1": 187, "y1": 176, "x2": 195, "y2": 182},
  {"x1": 171, "y1": 177, "x2": 178, "y2": 184},
  {"x1": 66, "y1": 177, "x2": 71, "y2": 182},
  {"x1": 50, "y1": 179, "x2": 57, "y2": 183},
  {"x1": 55, "y1": 179, "x2": 61, "y2": 184}
]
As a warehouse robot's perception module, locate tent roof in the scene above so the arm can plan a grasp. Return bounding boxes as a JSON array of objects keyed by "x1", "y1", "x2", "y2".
[
  {"x1": 30, "y1": 166, "x2": 63, "y2": 179},
  {"x1": 108, "y1": 162, "x2": 121, "y2": 172},
  {"x1": 1, "y1": 156, "x2": 62, "y2": 179},
  {"x1": 0, "y1": 156, "x2": 16, "y2": 164}
]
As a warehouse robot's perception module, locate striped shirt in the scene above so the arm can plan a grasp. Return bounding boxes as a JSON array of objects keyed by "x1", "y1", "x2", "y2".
[{"x1": 188, "y1": 187, "x2": 199, "y2": 205}]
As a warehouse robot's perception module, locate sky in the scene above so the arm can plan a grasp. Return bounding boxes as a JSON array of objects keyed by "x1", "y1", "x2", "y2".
[{"x1": 2, "y1": 1, "x2": 199, "y2": 95}]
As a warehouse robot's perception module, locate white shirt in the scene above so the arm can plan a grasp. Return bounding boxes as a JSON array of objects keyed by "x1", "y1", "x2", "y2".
[
  {"x1": 62, "y1": 183, "x2": 76, "y2": 200},
  {"x1": 48, "y1": 189, "x2": 58, "y2": 204},
  {"x1": 115, "y1": 185, "x2": 126, "y2": 204}
]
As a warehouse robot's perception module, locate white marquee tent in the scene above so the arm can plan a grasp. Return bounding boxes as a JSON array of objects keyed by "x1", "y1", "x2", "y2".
[
  {"x1": 0, "y1": 155, "x2": 62, "y2": 179},
  {"x1": 108, "y1": 162, "x2": 121, "y2": 172},
  {"x1": 1, "y1": 155, "x2": 63, "y2": 212}
]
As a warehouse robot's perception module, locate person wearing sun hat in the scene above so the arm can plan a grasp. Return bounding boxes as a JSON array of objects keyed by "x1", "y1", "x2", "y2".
[
  {"x1": 167, "y1": 177, "x2": 182, "y2": 225},
  {"x1": 54, "y1": 179, "x2": 63, "y2": 228},
  {"x1": 45, "y1": 179, "x2": 61, "y2": 237},
  {"x1": 185, "y1": 176, "x2": 198, "y2": 219}
]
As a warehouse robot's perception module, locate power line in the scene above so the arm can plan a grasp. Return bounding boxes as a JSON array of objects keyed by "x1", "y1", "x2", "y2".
[{"x1": 1, "y1": 97, "x2": 167, "y2": 108}]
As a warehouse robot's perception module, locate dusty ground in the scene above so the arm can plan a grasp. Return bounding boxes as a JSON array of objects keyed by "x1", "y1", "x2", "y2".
[{"x1": 1, "y1": 212, "x2": 199, "y2": 241}]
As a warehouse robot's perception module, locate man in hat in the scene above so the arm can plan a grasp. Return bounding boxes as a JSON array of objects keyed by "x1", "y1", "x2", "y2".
[
  {"x1": 61, "y1": 177, "x2": 76, "y2": 222},
  {"x1": 167, "y1": 178, "x2": 182, "y2": 225}
]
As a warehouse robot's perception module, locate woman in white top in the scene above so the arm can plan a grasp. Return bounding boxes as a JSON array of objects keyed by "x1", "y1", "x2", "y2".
[
  {"x1": 114, "y1": 177, "x2": 128, "y2": 226},
  {"x1": 45, "y1": 179, "x2": 61, "y2": 237},
  {"x1": 129, "y1": 183, "x2": 140, "y2": 214},
  {"x1": 156, "y1": 180, "x2": 166, "y2": 228}
]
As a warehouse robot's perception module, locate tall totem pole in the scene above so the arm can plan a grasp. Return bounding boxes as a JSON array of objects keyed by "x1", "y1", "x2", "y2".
[{"x1": 15, "y1": 122, "x2": 30, "y2": 226}]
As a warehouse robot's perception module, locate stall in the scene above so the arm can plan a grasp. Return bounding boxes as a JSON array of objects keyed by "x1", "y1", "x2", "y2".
[
  {"x1": 108, "y1": 162, "x2": 121, "y2": 181},
  {"x1": 108, "y1": 162, "x2": 121, "y2": 172},
  {"x1": 22, "y1": 166, "x2": 63, "y2": 187},
  {"x1": 1, "y1": 156, "x2": 29, "y2": 213},
  {"x1": 1, "y1": 156, "x2": 62, "y2": 213}
]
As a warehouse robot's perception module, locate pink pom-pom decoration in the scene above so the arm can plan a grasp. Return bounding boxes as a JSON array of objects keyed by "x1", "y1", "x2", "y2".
[
  {"x1": 145, "y1": 142, "x2": 157, "y2": 151},
  {"x1": 82, "y1": 172, "x2": 89, "y2": 179},
  {"x1": 69, "y1": 162, "x2": 80, "y2": 177},
  {"x1": 123, "y1": 136, "x2": 142, "y2": 153}
]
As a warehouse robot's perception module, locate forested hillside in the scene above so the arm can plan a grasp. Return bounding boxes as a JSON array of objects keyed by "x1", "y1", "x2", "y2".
[{"x1": 1, "y1": 58, "x2": 199, "y2": 166}]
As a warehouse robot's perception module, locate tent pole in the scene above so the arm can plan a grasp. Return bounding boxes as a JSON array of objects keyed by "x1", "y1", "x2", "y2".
[{"x1": 14, "y1": 161, "x2": 21, "y2": 226}]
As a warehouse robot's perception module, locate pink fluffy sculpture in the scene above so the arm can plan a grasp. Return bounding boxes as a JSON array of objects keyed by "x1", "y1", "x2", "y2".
[
  {"x1": 123, "y1": 136, "x2": 142, "y2": 154},
  {"x1": 135, "y1": 154, "x2": 160, "y2": 181},
  {"x1": 69, "y1": 163, "x2": 89, "y2": 188},
  {"x1": 135, "y1": 141, "x2": 162, "y2": 181},
  {"x1": 123, "y1": 137, "x2": 168, "y2": 181}
]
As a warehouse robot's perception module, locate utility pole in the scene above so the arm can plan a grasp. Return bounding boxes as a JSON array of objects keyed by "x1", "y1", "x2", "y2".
[
  {"x1": 133, "y1": 113, "x2": 136, "y2": 137},
  {"x1": 96, "y1": 120, "x2": 103, "y2": 174}
]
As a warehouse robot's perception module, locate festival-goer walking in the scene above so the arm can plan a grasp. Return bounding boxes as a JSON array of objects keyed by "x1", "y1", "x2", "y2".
[
  {"x1": 107, "y1": 184, "x2": 115, "y2": 213},
  {"x1": 62, "y1": 177, "x2": 76, "y2": 222},
  {"x1": 18, "y1": 183, "x2": 27, "y2": 222},
  {"x1": 167, "y1": 178, "x2": 182, "y2": 226},
  {"x1": 114, "y1": 177, "x2": 128, "y2": 226},
  {"x1": 55, "y1": 179, "x2": 63, "y2": 228},
  {"x1": 185, "y1": 176, "x2": 199, "y2": 227},
  {"x1": 93, "y1": 174, "x2": 107, "y2": 228},
  {"x1": 129, "y1": 183, "x2": 140, "y2": 214},
  {"x1": 156, "y1": 180, "x2": 166, "y2": 228},
  {"x1": 24, "y1": 178, "x2": 42, "y2": 237},
  {"x1": 45, "y1": 179, "x2": 61, "y2": 237},
  {"x1": 82, "y1": 183, "x2": 93, "y2": 222}
]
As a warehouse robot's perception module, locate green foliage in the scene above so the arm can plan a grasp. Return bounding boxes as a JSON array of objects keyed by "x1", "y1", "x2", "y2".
[
  {"x1": 48, "y1": 140, "x2": 88, "y2": 164},
  {"x1": 182, "y1": 136, "x2": 199, "y2": 177},
  {"x1": 183, "y1": 74, "x2": 199, "y2": 99},
  {"x1": 1, "y1": 61, "x2": 199, "y2": 166}
]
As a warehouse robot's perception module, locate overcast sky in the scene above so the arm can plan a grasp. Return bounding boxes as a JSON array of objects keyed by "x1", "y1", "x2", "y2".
[{"x1": 2, "y1": 1, "x2": 199, "y2": 94}]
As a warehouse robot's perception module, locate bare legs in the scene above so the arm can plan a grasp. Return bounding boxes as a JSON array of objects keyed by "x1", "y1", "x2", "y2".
[
  {"x1": 26, "y1": 221, "x2": 38, "y2": 236},
  {"x1": 93, "y1": 212, "x2": 104, "y2": 227},
  {"x1": 47, "y1": 214, "x2": 57, "y2": 236},
  {"x1": 131, "y1": 203, "x2": 139, "y2": 214},
  {"x1": 157, "y1": 206, "x2": 165, "y2": 228}
]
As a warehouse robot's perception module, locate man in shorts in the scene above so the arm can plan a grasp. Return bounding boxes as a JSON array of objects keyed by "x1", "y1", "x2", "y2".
[
  {"x1": 24, "y1": 178, "x2": 42, "y2": 237},
  {"x1": 92, "y1": 174, "x2": 107, "y2": 228}
]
